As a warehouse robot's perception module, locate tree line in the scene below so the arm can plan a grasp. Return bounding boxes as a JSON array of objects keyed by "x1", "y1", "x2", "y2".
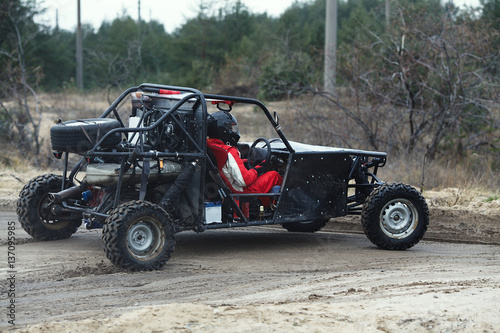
[
  {"x1": 0, "y1": 0, "x2": 499, "y2": 172},
  {"x1": 4, "y1": 0, "x2": 496, "y2": 94}
]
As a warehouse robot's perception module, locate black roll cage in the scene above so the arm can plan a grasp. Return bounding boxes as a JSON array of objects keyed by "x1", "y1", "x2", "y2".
[{"x1": 59, "y1": 83, "x2": 387, "y2": 229}]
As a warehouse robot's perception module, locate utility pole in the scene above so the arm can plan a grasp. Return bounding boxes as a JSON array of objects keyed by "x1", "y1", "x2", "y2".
[
  {"x1": 76, "y1": 0, "x2": 83, "y2": 90},
  {"x1": 385, "y1": 0, "x2": 390, "y2": 30},
  {"x1": 138, "y1": 0, "x2": 141, "y2": 23},
  {"x1": 324, "y1": 0, "x2": 337, "y2": 94}
]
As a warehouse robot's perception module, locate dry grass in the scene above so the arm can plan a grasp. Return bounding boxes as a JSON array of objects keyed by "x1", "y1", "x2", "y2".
[
  {"x1": 277, "y1": 94, "x2": 500, "y2": 191},
  {"x1": 0, "y1": 89, "x2": 132, "y2": 169},
  {"x1": 1, "y1": 91, "x2": 498, "y2": 193}
]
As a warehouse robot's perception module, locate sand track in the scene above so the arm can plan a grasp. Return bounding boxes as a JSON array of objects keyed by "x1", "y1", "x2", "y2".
[{"x1": 1, "y1": 210, "x2": 499, "y2": 332}]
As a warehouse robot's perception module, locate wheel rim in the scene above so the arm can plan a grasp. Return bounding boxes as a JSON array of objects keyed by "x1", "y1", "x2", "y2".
[
  {"x1": 379, "y1": 199, "x2": 418, "y2": 239},
  {"x1": 127, "y1": 218, "x2": 166, "y2": 261},
  {"x1": 39, "y1": 194, "x2": 71, "y2": 230}
]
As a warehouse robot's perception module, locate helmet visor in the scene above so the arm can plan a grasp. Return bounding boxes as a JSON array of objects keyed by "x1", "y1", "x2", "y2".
[{"x1": 231, "y1": 123, "x2": 239, "y2": 136}]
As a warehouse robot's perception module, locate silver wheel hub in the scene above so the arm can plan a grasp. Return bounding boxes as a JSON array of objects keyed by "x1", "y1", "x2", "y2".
[
  {"x1": 127, "y1": 220, "x2": 163, "y2": 258},
  {"x1": 380, "y1": 199, "x2": 418, "y2": 239}
]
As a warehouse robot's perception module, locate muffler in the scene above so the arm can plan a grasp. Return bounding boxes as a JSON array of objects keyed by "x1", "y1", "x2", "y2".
[{"x1": 49, "y1": 184, "x2": 87, "y2": 203}]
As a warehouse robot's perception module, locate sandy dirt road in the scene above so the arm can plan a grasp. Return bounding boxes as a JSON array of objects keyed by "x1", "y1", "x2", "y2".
[{"x1": 1, "y1": 209, "x2": 500, "y2": 332}]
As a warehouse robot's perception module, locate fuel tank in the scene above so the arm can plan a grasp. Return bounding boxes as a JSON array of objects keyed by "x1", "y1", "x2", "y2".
[{"x1": 85, "y1": 160, "x2": 183, "y2": 185}]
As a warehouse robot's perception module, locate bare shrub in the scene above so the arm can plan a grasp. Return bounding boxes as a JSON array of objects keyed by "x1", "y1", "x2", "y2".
[
  {"x1": 279, "y1": 93, "x2": 499, "y2": 190},
  {"x1": 0, "y1": 2, "x2": 43, "y2": 162},
  {"x1": 335, "y1": 4, "x2": 500, "y2": 161}
]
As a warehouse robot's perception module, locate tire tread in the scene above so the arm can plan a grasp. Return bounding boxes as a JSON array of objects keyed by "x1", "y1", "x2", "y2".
[
  {"x1": 17, "y1": 174, "x2": 80, "y2": 241},
  {"x1": 102, "y1": 201, "x2": 176, "y2": 271},
  {"x1": 361, "y1": 183, "x2": 429, "y2": 250}
]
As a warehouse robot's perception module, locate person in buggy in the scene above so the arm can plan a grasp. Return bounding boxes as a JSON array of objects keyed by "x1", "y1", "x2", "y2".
[{"x1": 206, "y1": 111, "x2": 282, "y2": 209}]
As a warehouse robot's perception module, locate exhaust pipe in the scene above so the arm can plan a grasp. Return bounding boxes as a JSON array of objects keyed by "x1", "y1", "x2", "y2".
[{"x1": 49, "y1": 184, "x2": 86, "y2": 203}]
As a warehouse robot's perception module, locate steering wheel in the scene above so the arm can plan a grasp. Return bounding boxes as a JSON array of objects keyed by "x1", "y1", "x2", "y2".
[{"x1": 247, "y1": 137, "x2": 272, "y2": 170}]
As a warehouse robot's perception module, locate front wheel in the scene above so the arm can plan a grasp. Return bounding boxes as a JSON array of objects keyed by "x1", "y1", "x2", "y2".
[
  {"x1": 102, "y1": 201, "x2": 176, "y2": 271},
  {"x1": 361, "y1": 183, "x2": 429, "y2": 250}
]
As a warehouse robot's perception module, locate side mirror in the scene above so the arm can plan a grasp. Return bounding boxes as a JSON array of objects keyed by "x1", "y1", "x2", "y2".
[{"x1": 273, "y1": 111, "x2": 280, "y2": 125}]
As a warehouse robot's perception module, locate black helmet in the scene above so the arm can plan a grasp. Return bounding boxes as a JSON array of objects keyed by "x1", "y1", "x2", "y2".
[{"x1": 207, "y1": 111, "x2": 240, "y2": 146}]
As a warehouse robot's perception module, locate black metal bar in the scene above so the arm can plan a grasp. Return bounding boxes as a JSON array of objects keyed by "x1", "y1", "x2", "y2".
[
  {"x1": 62, "y1": 152, "x2": 69, "y2": 190},
  {"x1": 113, "y1": 157, "x2": 127, "y2": 209},
  {"x1": 230, "y1": 193, "x2": 281, "y2": 198},
  {"x1": 87, "y1": 151, "x2": 205, "y2": 159},
  {"x1": 127, "y1": 108, "x2": 148, "y2": 144},
  {"x1": 138, "y1": 83, "x2": 202, "y2": 95},
  {"x1": 61, "y1": 201, "x2": 109, "y2": 218},
  {"x1": 89, "y1": 92, "x2": 203, "y2": 155},
  {"x1": 373, "y1": 165, "x2": 380, "y2": 179},
  {"x1": 112, "y1": 108, "x2": 124, "y2": 127},
  {"x1": 68, "y1": 157, "x2": 85, "y2": 186},
  {"x1": 100, "y1": 86, "x2": 139, "y2": 118},
  {"x1": 95, "y1": 191, "x2": 114, "y2": 216},
  {"x1": 203, "y1": 218, "x2": 278, "y2": 230},
  {"x1": 346, "y1": 194, "x2": 364, "y2": 215},
  {"x1": 351, "y1": 151, "x2": 387, "y2": 158},
  {"x1": 203, "y1": 93, "x2": 296, "y2": 154},
  {"x1": 368, "y1": 173, "x2": 383, "y2": 184},
  {"x1": 348, "y1": 155, "x2": 361, "y2": 180},
  {"x1": 348, "y1": 183, "x2": 377, "y2": 189}
]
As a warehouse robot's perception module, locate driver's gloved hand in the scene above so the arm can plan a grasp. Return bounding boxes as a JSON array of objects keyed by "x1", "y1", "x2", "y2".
[{"x1": 255, "y1": 164, "x2": 269, "y2": 176}]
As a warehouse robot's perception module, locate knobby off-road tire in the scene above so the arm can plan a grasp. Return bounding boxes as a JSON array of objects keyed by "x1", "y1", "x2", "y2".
[
  {"x1": 361, "y1": 183, "x2": 429, "y2": 250},
  {"x1": 50, "y1": 118, "x2": 122, "y2": 154},
  {"x1": 102, "y1": 201, "x2": 176, "y2": 271},
  {"x1": 281, "y1": 218, "x2": 330, "y2": 233},
  {"x1": 17, "y1": 174, "x2": 81, "y2": 241}
]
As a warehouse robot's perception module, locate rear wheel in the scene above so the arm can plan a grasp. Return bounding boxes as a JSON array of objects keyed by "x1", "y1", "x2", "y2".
[
  {"x1": 281, "y1": 218, "x2": 329, "y2": 233},
  {"x1": 361, "y1": 183, "x2": 429, "y2": 250},
  {"x1": 102, "y1": 201, "x2": 175, "y2": 271},
  {"x1": 17, "y1": 174, "x2": 81, "y2": 240}
]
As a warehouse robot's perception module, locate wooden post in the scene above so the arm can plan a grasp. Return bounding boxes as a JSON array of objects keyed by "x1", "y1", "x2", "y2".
[
  {"x1": 138, "y1": 0, "x2": 141, "y2": 23},
  {"x1": 386, "y1": 0, "x2": 390, "y2": 30},
  {"x1": 324, "y1": 0, "x2": 337, "y2": 94},
  {"x1": 76, "y1": 0, "x2": 83, "y2": 90}
]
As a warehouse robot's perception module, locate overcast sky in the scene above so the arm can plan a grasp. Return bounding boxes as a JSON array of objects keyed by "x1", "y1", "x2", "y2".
[
  {"x1": 36, "y1": 0, "x2": 482, "y2": 33},
  {"x1": 36, "y1": 0, "x2": 298, "y2": 32}
]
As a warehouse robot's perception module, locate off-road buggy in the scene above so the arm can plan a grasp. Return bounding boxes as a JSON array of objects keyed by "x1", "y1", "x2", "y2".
[{"x1": 17, "y1": 83, "x2": 429, "y2": 271}]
